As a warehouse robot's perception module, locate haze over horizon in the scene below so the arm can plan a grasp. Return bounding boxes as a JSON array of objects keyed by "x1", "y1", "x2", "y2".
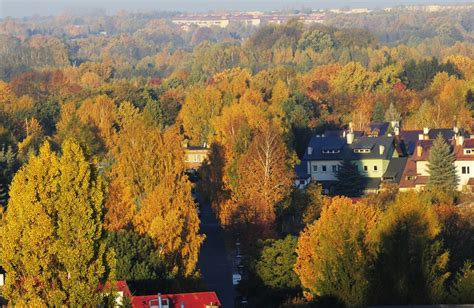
[{"x1": 1, "y1": 0, "x2": 474, "y2": 18}]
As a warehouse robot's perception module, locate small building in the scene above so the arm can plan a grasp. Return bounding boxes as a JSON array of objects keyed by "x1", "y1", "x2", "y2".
[
  {"x1": 294, "y1": 161, "x2": 311, "y2": 189},
  {"x1": 112, "y1": 281, "x2": 221, "y2": 308},
  {"x1": 184, "y1": 142, "x2": 209, "y2": 169}
]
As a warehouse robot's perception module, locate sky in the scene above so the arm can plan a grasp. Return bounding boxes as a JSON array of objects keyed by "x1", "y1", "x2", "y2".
[{"x1": 1, "y1": 0, "x2": 474, "y2": 18}]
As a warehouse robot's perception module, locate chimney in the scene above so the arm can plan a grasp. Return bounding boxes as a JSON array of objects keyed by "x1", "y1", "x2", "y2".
[
  {"x1": 418, "y1": 134, "x2": 424, "y2": 141},
  {"x1": 456, "y1": 135, "x2": 464, "y2": 146},
  {"x1": 308, "y1": 146, "x2": 313, "y2": 155},
  {"x1": 423, "y1": 127, "x2": 429, "y2": 139},
  {"x1": 392, "y1": 121, "x2": 400, "y2": 136},
  {"x1": 416, "y1": 144, "x2": 422, "y2": 158},
  {"x1": 158, "y1": 294, "x2": 163, "y2": 308},
  {"x1": 346, "y1": 131, "x2": 354, "y2": 144},
  {"x1": 346, "y1": 122, "x2": 354, "y2": 144},
  {"x1": 379, "y1": 145, "x2": 385, "y2": 155}
]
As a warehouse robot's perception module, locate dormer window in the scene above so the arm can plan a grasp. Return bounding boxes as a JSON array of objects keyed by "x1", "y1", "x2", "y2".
[
  {"x1": 322, "y1": 149, "x2": 341, "y2": 154},
  {"x1": 465, "y1": 149, "x2": 473, "y2": 155},
  {"x1": 354, "y1": 149, "x2": 371, "y2": 153}
]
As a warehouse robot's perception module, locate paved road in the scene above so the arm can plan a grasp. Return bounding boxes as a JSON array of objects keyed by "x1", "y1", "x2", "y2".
[{"x1": 197, "y1": 197, "x2": 234, "y2": 308}]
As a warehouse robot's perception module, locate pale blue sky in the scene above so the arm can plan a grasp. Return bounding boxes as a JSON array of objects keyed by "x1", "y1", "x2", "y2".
[{"x1": 1, "y1": 0, "x2": 473, "y2": 18}]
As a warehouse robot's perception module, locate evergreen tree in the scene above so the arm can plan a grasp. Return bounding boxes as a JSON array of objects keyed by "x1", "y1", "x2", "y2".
[
  {"x1": 0, "y1": 140, "x2": 113, "y2": 306},
  {"x1": 0, "y1": 145, "x2": 16, "y2": 207},
  {"x1": 427, "y1": 133, "x2": 459, "y2": 193},
  {"x1": 334, "y1": 159, "x2": 364, "y2": 197},
  {"x1": 372, "y1": 101, "x2": 385, "y2": 122},
  {"x1": 449, "y1": 261, "x2": 474, "y2": 304}
]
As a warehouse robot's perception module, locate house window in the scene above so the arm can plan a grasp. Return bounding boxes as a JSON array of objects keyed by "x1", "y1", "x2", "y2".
[
  {"x1": 462, "y1": 166, "x2": 470, "y2": 174},
  {"x1": 363, "y1": 165, "x2": 368, "y2": 171},
  {"x1": 299, "y1": 180, "x2": 305, "y2": 185},
  {"x1": 374, "y1": 165, "x2": 378, "y2": 171},
  {"x1": 332, "y1": 165, "x2": 337, "y2": 172},
  {"x1": 313, "y1": 165, "x2": 318, "y2": 172},
  {"x1": 322, "y1": 165, "x2": 327, "y2": 172},
  {"x1": 465, "y1": 149, "x2": 472, "y2": 154}
]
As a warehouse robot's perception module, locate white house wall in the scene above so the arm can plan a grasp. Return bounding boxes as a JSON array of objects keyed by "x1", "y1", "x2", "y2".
[
  {"x1": 455, "y1": 160, "x2": 474, "y2": 190},
  {"x1": 309, "y1": 160, "x2": 341, "y2": 181}
]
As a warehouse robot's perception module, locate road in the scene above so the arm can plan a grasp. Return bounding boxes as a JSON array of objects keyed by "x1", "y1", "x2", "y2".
[{"x1": 197, "y1": 197, "x2": 234, "y2": 308}]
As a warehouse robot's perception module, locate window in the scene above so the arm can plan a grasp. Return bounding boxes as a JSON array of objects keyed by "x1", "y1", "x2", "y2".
[
  {"x1": 313, "y1": 165, "x2": 318, "y2": 172},
  {"x1": 465, "y1": 149, "x2": 472, "y2": 154},
  {"x1": 462, "y1": 166, "x2": 470, "y2": 174},
  {"x1": 332, "y1": 165, "x2": 337, "y2": 172},
  {"x1": 363, "y1": 165, "x2": 368, "y2": 171},
  {"x1": 322, "y1": 165, "x2": 327, "y2": 172},
  {"x1": 374, "y1": 165, "x2": 378, "y2": 171},
  {"x1": 299, "y1": 180, "x2": 305, "y2": 185}
]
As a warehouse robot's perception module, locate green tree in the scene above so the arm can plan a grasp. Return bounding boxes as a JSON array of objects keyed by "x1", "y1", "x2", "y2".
[
  {"x1": 297, "y1": 30, "x2": 334, "y2": 52},
  {"x1": 372, "y1": 101, "x2": 385, "y2": 122},
  {"x1": 427, "y1": 133, "x2": 459, "y2": 193},
  {"x1": 449, "y1": 261, "x2": 474, "y2": 304},
  {"x1": 0, "y1": 140, "x2": 113, "y2": 306},
  {"x1": 255, "y1": 235, "x2": 301, "y2": 293},
  {"x1": 370, "y1": 192, "x2": 449, "y2": 305},
  {"x1": 334, "y1": 159, "x2": 364, "y2": 196},
  {"x1": 0, "y1": 145, "x2": 17, "y2": 207},
  {"x1": 106, "y1": 230, "x2": 172, "y2": 282}
]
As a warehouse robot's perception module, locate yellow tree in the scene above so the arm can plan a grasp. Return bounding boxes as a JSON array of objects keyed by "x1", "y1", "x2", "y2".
[
  {"x1": 106, "y1": 121, "x2": 204, "y2": 275},
  {"x1": 179, "y1": 86, "x2": 223, "y2": 144},
  {"x1": 0, "y1": 140, "x2": 113, "y2": 306},
  {"x1": 295, "y1": 197, "x2": 378, "y2": 306}
]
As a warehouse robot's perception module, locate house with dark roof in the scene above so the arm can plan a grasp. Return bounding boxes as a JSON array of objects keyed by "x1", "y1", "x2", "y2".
[{"x1": 299, "y1": 125, "x2": 398, "y2": 194}]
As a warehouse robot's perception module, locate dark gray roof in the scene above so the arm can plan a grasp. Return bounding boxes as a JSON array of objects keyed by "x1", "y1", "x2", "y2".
[
  {"x1": 303, "y1": 134, "x2": 395, "y2": 161},
  {"x1": 382, "y1": 157, "x2": 408, "y2": 184},
  {"x1": 294, "y1": 161, "x2": 310, "y2": 179},
  {"x1": 399, "y1": 128, "x2": 465, "y2": 155}
]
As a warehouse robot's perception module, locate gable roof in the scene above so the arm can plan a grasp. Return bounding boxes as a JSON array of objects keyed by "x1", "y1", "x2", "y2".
[
  {"x1": 303, "y1": 134, "x2": 394, "y2": 161},
  {"x1": 382, "y1": 157, "x2": 408, "y2": 184},
  {"x1": 294, "y1": 161, "x2": 310, "y2": 179},
  {"x1": 132, "y1": 292, "x2": 221, "y2": 308}
]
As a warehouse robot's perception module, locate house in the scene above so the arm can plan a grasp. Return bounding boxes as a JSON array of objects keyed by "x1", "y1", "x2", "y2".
[
  {"x1": 399, "y1": 127, "x2": 474, "y2": 192},
  {"x1": 132, "y1": 292, "x2": 221, "y2": 308},
  {"x1": 184, "y1": 142, "x2": 209, "y2": 169},
  {"x1": 294, "y1": 161, "x2": 311, "y2": 189},
  {"x1": 300, "y1": 124, "x2": 397, "y2": 194},
  {"x1": 113, "y1": 281, "x2": 221, "y2": 308}
]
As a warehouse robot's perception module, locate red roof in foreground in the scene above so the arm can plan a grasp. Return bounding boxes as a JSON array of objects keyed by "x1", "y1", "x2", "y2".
[{"x1": 132, "y1": 292, "x2": 221, "y2": 308}]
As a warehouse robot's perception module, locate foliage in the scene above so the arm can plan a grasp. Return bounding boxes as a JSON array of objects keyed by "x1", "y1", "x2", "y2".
[
  {"x1": 334, "y1": 159, "x2": 364, "y2": 197},
  {"x1": 255, "y1": 235, "x2": 301, "y2": 293},
  {"x1": 449, "y1": 261, "x2": 474, "y2": 304},
  {"x1": 370, "y1": 192, "x2": 449, "y2": 305},
  {"x1": 0, "y1": 140, "x2": 113, "y2": 306},
  {"x1": 427, "y1": 133, "x2": 459, "y2": 193},
  {"x1": 106, "y1": 230, "x2": 172, "y2": 282},
  {"x1": 295, "y1": 197, "x2": 378, "y2": 307}
]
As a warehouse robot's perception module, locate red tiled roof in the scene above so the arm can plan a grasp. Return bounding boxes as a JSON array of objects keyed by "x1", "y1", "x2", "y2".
[
  {"x1": 464, "y1": 139, "x2": 474, "y2": 148},
  {"x1": 132, "y1": 292, "x2": 221, "y2": 308},
  {"x1": 399, "y1": 157, "x2": 417, "y2": 188},
  {"x1": 467, "y1": 178, "x2": 474, "y2": 186}
]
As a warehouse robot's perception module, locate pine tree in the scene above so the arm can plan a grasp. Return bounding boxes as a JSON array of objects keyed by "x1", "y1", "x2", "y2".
[
  {"x1": 427, "y1": 133, "x2": 459, "y2": 193},
  {"x1": 0, "y1": 145, "x2": 17, "y2": 207},
  {"x1": 334, "y1": 159, "x2": 364, "y2": 197},
  {"x1": 0, "y1": 140, "x2": 113, "y2": 306},
  {"x1": 372, "y1": 101, "x2": 385, "y2": 122}
]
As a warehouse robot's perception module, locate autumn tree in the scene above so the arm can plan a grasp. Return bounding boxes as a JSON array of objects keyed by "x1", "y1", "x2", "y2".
[
  {"x1": 370, "y1": 192, "x2": 449, "y2": 305},
  {"x1": 106, "y1": 121, "x2": 204, "y2": 276},
  {"x1": 237, "y1": 125, "x2": 293, "y2": 232},
  {"x1": 295, "y1": 197, "x2": 378, "y2": 306},
  {"x1": 180, "y1": 85, "x2": 223, "y2": 144},
  {"x1": 0, "y1": 140, "x2": 113, "y2": 306}
]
